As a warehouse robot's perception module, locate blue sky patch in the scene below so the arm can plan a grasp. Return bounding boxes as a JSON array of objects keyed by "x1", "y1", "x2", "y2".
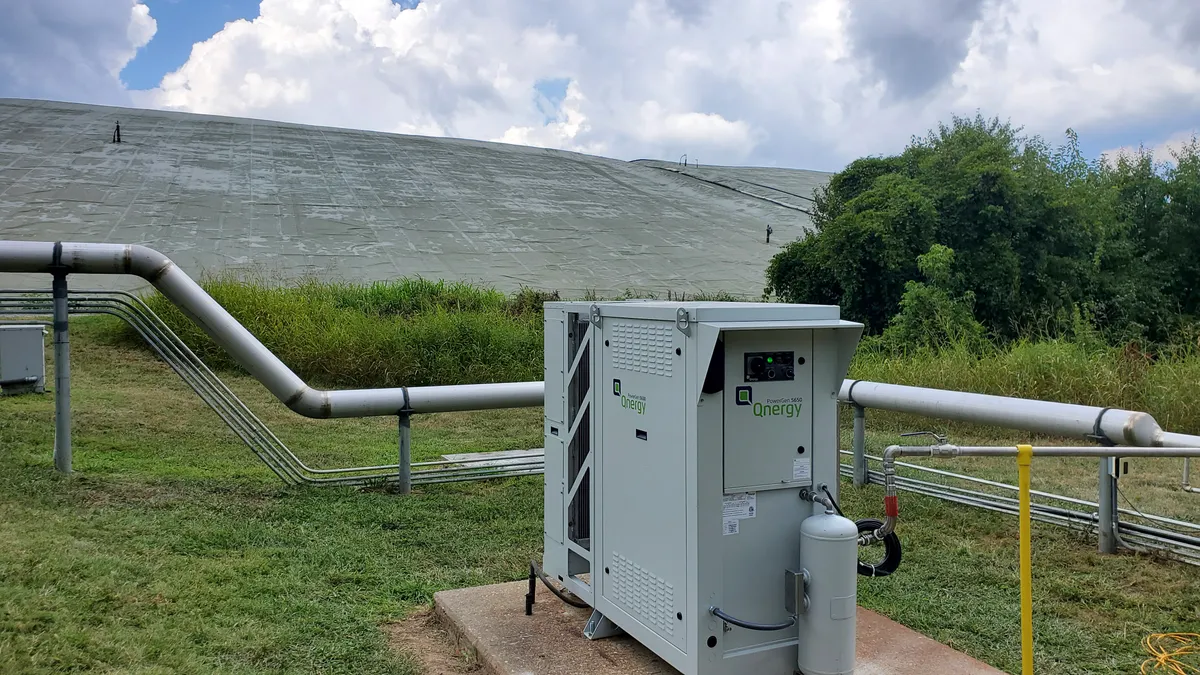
[
  {"x1": 534, "y1": 77, "x2": 570, "y2": 123},
  {"x1": 121, "y1": 0, "x2": 261, "y2": 90},
  {"x1": 121, "y1": 1, "x2": 421, "y2": 90}
]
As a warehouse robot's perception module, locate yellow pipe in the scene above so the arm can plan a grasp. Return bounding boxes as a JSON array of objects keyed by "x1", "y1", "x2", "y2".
[{"x1": 1017, "y1": 444, "x2": 1034, "y2": 675}]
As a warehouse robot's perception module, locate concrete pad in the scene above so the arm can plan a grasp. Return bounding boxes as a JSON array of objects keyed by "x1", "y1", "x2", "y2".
[
  {"x1": 433, "y1": 581, "x2": 1005, "y2": 675},
  {"x1": 440, "y1": 449, "x2": 545, "y2": 469}
]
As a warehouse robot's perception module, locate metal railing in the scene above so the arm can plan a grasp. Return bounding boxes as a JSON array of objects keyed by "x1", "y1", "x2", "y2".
[
  {"x1": 840, "y1": 388, "x2": 1200, "y2": 565},
  {"x1": 839, "y1": 449, "x2": 1200, "y2": 565},
  {"x1": 0, "y1": 289, "x2": 544, "y2": 488},
  {"x1": 866, "y1": 443, "x2": 1200, "y2": 675}
]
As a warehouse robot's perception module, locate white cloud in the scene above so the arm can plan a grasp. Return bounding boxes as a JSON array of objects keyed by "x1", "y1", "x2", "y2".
[
  {"x1": 0, "y1": 0, "x2": 155, "y2": 105},
  {"x1": 1101, "y1": 129, "x2": 1200, "y2": 166},
  {"x1": 5, "y1": 0, "x2": 1200, "y2": 171},
  {"x1": 495, "y1": 81, "x2": 605, "y2": 154}
]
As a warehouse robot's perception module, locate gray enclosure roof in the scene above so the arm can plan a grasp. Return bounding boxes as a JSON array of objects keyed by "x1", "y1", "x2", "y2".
[{"x1": 0, "y1": 98, "x2": 829, "y2": 296}]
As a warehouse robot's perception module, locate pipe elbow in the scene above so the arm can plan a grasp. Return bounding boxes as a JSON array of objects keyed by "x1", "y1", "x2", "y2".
[
  {"x1": 126, "y1": 244, "x2": 175, "y2": 283},
  {"x1": 875, "y1": 514, "x2": 898, "y2": 539},
  {"x1": 883, "y1": 444, "x2": 903, "y2": 462},
  {"x1": 284, "y1": 386, "x2": 333, "y2": 419}
]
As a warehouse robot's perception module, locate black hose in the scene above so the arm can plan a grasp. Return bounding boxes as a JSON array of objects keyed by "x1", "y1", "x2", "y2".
[
  {"x1": 822, "y1": 485, "x2": 845, "y2": 516},
  {"x1": 710, "y1": 607, "x2": 796, "y2": 631},
  {"x1": 529, "y1": 559, "x2": 590, "y2": 609},
  {"x1": 819, "y1": 487, "x2": 903, "y2": 578},
  {"x1": 855, "y1": 518, "x2": 902, "y2": 577}
]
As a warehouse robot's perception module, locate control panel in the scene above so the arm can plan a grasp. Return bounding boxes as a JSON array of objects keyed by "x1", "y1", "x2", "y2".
[
  {"x1": 743, "y1": 351, "x2": 798, "y2": 382},
  {"x1": 725, "y1": 334, "x2": 813, "y2": 493}
]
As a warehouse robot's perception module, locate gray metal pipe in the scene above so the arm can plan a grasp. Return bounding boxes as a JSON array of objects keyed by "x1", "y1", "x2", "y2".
[
  {"x1": 398, "y1": 414, "x2": 412, "y2": 495},
  {"x1": 1098, "y1": 458, "x2": 1116, "y2": 553},
  {"x1": 838, "y1": 379, "x2": 1191, "y2": 447},
  {"x1": 0, "y1": 241, "x2": 544, "y2": 418},
  {"x1": 870, "y1": 443, "x2": 1200, "y2": 545},
  {"x1": 52, "y1": 273, "x2": 71, "y2": 473},
  {"x1": 852, "y1": 405, "x2": 867, "y2": 487}
]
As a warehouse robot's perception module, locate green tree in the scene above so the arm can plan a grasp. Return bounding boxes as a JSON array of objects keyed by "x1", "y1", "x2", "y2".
[
  {"x1": 766, "y1": 114, "x2": 1145, "y2": 343},
  {"x1": 882, "y1": 244, "x2": 986, "y2": 352}
]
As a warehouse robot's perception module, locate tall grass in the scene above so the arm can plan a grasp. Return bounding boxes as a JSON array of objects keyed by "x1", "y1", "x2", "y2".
[
  {"x1": 137, "y1": 274, "x2": 551, "y2": 388},
  {"x1": 851, "y1": 337, "x2": 1200, "y2": 434},
  {"x1": 128, "y1": 278, "x2": 1200, "y2": 433}
]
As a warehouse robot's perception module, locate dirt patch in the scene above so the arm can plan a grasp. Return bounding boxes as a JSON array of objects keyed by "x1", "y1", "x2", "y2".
[{"x1": 384, "y1": 606, "x2": 484, "y2": 675}]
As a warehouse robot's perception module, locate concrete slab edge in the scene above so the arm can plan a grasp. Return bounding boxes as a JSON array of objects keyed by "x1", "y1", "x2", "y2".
[{"x1": 433, "y1": 591, "x2": 501, "y2": 675}]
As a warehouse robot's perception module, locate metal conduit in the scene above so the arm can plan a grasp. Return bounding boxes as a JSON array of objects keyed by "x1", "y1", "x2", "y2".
[
  {"x1": 3, "y1": 293, "x2": 299, "y2": 483},
  {"x1": 838, "y1": 463, "x2": 1200, "y2": 564},
  {"x1": 841, "y1": 448, "x2": 1200, "y2": 533},
  {"x1": 864, "y1": 462, "x2": 1200, "y2": 540},
  {"x1": 866, "y1": 445, "x2": 1200, "y2": 564},
  {"x1": 0, "y1": 290, "x2": 544, "y2": 487}
]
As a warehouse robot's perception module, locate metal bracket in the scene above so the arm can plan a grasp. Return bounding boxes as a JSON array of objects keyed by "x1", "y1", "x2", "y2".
[
  {"x1": 583, "y1": 609, "x2": 624, "y2": 640},
  {"x1": 1091, "y1": 407, "x2": 1116, "y2": 447},
  {"x1": 676, "y1": 307, "x2": 691, "y2": 335},
  {"x1": 785, "y1": 569, "x2": 810, "y2": 615},
  {"x1": 590, "y1": 304, "x2": 602, "y2": 328}
]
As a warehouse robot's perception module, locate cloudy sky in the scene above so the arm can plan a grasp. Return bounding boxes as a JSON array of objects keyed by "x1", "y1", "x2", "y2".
[{"x1": 1, "y1": 0, "x2": 1197, "y2": 171}]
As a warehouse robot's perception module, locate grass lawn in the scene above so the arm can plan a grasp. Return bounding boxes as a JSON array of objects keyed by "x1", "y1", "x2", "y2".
[{"x1": 1, "y1": 319, "x2": 1198, "y2": 674}]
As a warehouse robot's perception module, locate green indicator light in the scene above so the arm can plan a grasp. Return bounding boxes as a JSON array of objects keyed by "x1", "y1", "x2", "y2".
[{"x1": 767, "y1": 357, "x2": 773, "y2": 363}]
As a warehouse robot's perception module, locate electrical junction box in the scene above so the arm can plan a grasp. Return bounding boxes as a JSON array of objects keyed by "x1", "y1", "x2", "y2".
[
  {"x1": 542, "y1": 301, "x2": 863, "y2": 675},
  {"x1": 0, "y1": 324, "x2": 47, "y2": 396}
]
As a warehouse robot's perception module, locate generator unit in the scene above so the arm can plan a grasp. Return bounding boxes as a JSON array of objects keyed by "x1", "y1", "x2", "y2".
[{"x1": 541, "y1": 301, "x2": 864, "y2": 675}]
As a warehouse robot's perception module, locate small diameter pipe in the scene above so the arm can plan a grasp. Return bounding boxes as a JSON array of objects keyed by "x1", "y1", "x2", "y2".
[
  {"x1": 800, "y1": 488, "x2": 836, "y2": 514},
  {"x1": 853, "y1": 448, "x2": 1200, "y2": 532},
  {"x1": 1184, "y1": 458, "x2": 1200, "y2": 494},
  {"x1": 868, "y1": 445, "x2": 1200, "y2": 544}
]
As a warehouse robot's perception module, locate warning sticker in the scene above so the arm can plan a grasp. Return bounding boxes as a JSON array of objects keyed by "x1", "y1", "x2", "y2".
[
  {"x1": 792, "y1": 457, "x2": 812, "y2": 482},
  {"x1": 722, "y1": 517, "x2": 740, "y2": 536},
  {"x1": 722, "y1": 492, "x2": 757, "y2": 520}
]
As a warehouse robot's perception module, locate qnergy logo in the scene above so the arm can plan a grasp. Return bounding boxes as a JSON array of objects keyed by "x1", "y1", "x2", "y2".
[
  {"x1": 621, "y1": 394, "x2": 647, "y2": 414},
  {"x1": 752, "y1": 397, "x2": 804, "y2": 419},
  {"x1": 614, "y1": 379, "x2": 647, "y2": 414},
  {"x1": 735, "y1": 386, "x2": 752, "y2": 406}
]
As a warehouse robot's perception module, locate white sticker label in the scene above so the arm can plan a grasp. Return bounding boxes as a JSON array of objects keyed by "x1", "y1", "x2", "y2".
[
  {"x1": 722, "y1": 492, "x2": 757, "y2": 520},
  {"x1": 722, "y1": 517, "x2": 740, "y2": 536},
  {"x1": 792, "y1": 457, "x2": 812, "y2": 482}
]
